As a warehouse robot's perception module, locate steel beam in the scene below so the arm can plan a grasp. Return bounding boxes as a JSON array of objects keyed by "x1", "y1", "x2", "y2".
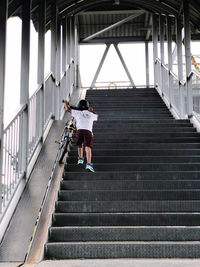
[
  {"x1": 114, "y1": 44, "x2": 135, "y2": 87},
  {"x1": 0, "y1": 0, "x2": 8, "y2": 212},
  {"x1": 83, "y1": 11, "x2": 145, "y2": 42},
  {"x1": 183, "y1": 0, "x2": 192, "y2": 116},
  {"x1": 152, "y1": 14, "x2": 158, "y2": 86},
  {"x1": 62, "y1": 18, "x2": 67, "y2": 74},
  {"x1": 50, "y1": 2, "x2": 58, "y2": 119},
  {"x1": 176, "y1": 16, "x2": 184, "y2": 118},
  {"x1": 167, "y1": 16, "x2": 173, "y2": 105},
  {"x1": 20, "y1": 0, "x2": 31, "y2": 177},
  {"x1": 145, "y1": 41, "x2": 150, "y2": 87},
  {"x1": 90, "y1": 44, "x2": 111, "y2": 88},
  {"x1": 160, "y1": 15, "x2": 165, "y2": 94},
  {"x1": 37, "y1": 0, "x2": 45, "y2": 138},
  {"x1": 66, "y1": 17, "x2": 71, "y2": 99},
  {"x1": 56, "y1": 19, "x2": 61, "y2": 83}
]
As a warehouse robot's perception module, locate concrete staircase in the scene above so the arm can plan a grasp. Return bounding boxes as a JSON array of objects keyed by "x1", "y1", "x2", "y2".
[{"x1": 45, "y1": 88, "x2": 200, "y2": 259}]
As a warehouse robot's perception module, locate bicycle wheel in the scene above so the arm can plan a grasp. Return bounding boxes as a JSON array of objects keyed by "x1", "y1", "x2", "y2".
[{"x1": 58, "y1": 141, "x2": 68, "y2": 164}]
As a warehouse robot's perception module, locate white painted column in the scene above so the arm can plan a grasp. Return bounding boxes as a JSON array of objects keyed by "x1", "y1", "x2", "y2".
[
  {"x1": 19, "y1": 0, "x2": 31, "y2": 177},
  {"x1": 152, "y1": 14, "x2": 158, "y2": 86},
  {"x1": 0, "y1": 0, "x2": 8, "y2": 211},
  {"x1": 183, "y1": 0, "x2": 192, "y2": 116},
  {"x1": 176, "y1": 16, "x2": 185, "y2": 118}
]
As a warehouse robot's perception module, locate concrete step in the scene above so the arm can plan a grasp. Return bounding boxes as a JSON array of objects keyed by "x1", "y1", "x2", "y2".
[
  {"x1": 65, "y1": 163, "x2": 200, "y2": 172},
  {"x1": 55, "y1": 200, "x2": 200, "y2": 212},
  {"x1": 91, "y1": 128, "x2": 196, "y2": 133},
  {"x1": 69, "y1": 143, "x2": 200, "y2": 149},
  {"x1": 72, "y1": 137, "x2": 200, "y2": 144},
  {"x1": 60, "y1": 180, "x2": 200, "y2": 190},
  {"x1": 45, "y1": 241, "x2": 200, "y2": 259},
  {"x1": 69, "y1": 149, "x2": 200, "y2": 157},
  {"x1": 49, "y1": 226, "x2": 200, "y2": 242},
  {"x1": 63, "y1": 171, "x2": 200, "y2": 181},
  {"x1": 58, "y1": 190, "x2": 200, "y2": 201},
  {"x1": 91, "y1": 132, "x2": 200, "y2": 138},
  {"x1": 67, "y1": 156, "x2": 200, "y2": 164},
  {"x1": 52, "y1": 213, "x2": 200, "y2": 226},
  {"x1": 94, "y1": 119, "x2": 190, "y2": 124}
]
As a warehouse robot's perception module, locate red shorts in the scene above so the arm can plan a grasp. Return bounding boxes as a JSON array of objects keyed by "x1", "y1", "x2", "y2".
[{"x1": 76, "y1": 129, "x2": 93, "y2": 148}]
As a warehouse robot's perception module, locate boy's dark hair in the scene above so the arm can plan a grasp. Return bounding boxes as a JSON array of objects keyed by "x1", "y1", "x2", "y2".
[{"x1": 77, "y1": 100, "x2": 89, "y2": 111}]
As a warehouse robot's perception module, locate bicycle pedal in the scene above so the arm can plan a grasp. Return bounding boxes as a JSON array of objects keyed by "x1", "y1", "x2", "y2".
[{"x1": 55, "y1": 141, "x2": 60, "y2": 144}]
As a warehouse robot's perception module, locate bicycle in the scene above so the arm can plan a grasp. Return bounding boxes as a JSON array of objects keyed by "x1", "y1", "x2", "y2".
[{"x1": 55, "y1": 121, "x2": 76, "y2": 164}]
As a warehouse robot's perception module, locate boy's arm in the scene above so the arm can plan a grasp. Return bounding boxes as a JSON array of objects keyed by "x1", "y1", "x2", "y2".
[
  {"x1": 64, "y1": 100, "x2": 71, "y2": 113},
  {"x1": 88, "y1": 107, "x2": 98, "y2": 115}
]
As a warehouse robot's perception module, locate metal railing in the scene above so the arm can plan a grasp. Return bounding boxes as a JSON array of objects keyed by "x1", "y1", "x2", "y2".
[
  {"x1": 155, "y1": 58, "x2": 200, "y2": 120},
  {"x1": 0, "y1": 69, "x2": 71, "y2": 218}
]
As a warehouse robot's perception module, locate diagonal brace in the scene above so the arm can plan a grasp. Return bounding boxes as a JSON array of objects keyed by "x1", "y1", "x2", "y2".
[
  {"x1": 114, "y1": 44, "x2": 135, "y2": 87},
  {"x1": 83, "y1": 11, "x2": 145, "y2": 42},
  {"x1": 90, "y1": 44, "x2": 111, "y2": 88}
]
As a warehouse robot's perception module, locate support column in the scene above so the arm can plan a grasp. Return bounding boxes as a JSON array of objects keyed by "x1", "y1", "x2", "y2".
[
  {"x1": 114, "y1": 44, "x2": 135, "y2": 87},
  {"x1": 152, "y1": 14, "x2": 158, "y2": 86},
  {"x1": 56, "y1": 18, "x2": 61, "y2": 118},
  {"x1": 66, "y1": 17, "x2": 71, "y2": 99},
  {"x1": 20, "y1": 0, "x2": 31, "y2": 177},
  {"x1": 90, "y1": 44, "x2": 111, "y2": 88},
  {"x1": 50, "y1": 1, "x2": 58, "y2": 118},
  {"x1": 167, "y1": 16, "x2": 173, "y2": 105},
  {"x1": 70, "y1": 16, "x2": 75, "y2": 95},
  {"x1": 62, "y1": 18, "x2": 67, "y2": 75},
  {"x1": 176, "y1": 16, "x2": 184, "y2": 118},
  {"x1": 145, "y1": 41, "x2": 150, "y2": 87},
  {"x1": 0, "y1": 0, "x2": 8, "y2": 211},
  {"x1": 37, "y1": 0, "x2": 45, "y2": 139},
  {"x1": 159, "y1": 15, "x2": 165, "y2": 95},
  {"x1": 183, "y1": 0, "x2": 192, "y2": 116}
]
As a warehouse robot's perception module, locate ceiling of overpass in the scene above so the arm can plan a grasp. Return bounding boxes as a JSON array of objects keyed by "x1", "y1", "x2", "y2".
[{"x1": 8, "y1": 0, "x2": 200, "y2": 42}]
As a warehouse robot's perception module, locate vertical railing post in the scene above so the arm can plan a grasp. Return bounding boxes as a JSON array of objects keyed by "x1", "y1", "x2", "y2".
[
  {"x1": 37, "y1": 0, "x2": 45, "y2": 139},
  {"x1": 50, "y1": 1, "x2": 57, "y2": 118},
  {"x1": 19, "y1": 0, "x2": 31, "y2": 177},
  {"x1": 56, "y1": 18, "x2": 61, "y2": 119},
  {"x1": 70, "y1": 16, "x2": 75, "y2": 95},
  {"x1": 66, "y1": 17, "x2": 71, "y2": 99},
  {"x1": 159, "y1": 14, "x2": 165, "y2": 96},
  {"x1": 167, "y1": 16, "x2": 173, "y2": 106},
  {"x1": 0, "y1": 0, "x2": 8, "y2": 212},
  {"x1": 62, "y1": 17, "x2": 67, "y2": 103},
  {"x1": 183, "y1": 0, "x2": 192, "y2": 116},
  {"x1": 74, "y1": 15, "x2": 79, "y2": 89},
  {"x1": 176, "y1": 16, "x2": 185, "y2": 118},
  {"x1": 152, "y1": 14, "x2": 158, "y2": 86},
  {"x1": 145, "y1": 41, "x2": 150, "y2": 88}
]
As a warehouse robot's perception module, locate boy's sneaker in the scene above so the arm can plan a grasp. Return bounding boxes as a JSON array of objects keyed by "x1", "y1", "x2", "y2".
[
  {"x1": 86, "y1": 163, "x2": 95, "y2": 172},
  {"x1": 77, "y1": 157, "x2": 84, "y2": 164}
]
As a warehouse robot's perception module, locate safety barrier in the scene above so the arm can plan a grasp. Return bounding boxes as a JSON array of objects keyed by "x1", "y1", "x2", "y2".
[
  {"x1": 155, "y1": 58, "x2": 200, "y2": 121},
  {"x1": 0, "y1": 71, "x2": 70, "y2": 220}
]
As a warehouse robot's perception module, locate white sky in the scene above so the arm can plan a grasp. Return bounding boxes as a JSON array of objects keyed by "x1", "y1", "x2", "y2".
[{"x1": 4, "y1": 17, "x2": 200, "y2": 126}]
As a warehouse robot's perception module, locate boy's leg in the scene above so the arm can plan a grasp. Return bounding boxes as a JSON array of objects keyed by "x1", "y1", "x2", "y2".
[
  {"x1": 78, "y1": 144, "x2": 83, "y2": 158},
  {"x1": 85, "y1": 146, "x2": 91, "y2": 164}
]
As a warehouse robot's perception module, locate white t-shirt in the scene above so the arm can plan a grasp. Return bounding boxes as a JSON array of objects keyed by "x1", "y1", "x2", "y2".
[{"x1": 71, "y1": 109, "x2": 98, "y2": 133}]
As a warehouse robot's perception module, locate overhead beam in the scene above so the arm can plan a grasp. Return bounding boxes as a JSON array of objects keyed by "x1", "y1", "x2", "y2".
[
  {"x1": 79, "y1": 10, "x2": 144, "y2": 15},
  {"x1": 81, "y1": 36, "x2": 152, "y2": 44},
  {"x1": 82, "y1": 11, "x2": 145, "y2": 42}
]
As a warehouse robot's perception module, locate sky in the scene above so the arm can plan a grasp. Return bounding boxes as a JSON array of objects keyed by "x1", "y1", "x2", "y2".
[{"x1": 4, "y1": 17, "x2": 200, "y2": 126}]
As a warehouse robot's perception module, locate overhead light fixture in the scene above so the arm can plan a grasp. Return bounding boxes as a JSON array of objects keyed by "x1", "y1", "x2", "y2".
[{"x1": 114, "y1": 0, "x2": 120, "y2": 5}]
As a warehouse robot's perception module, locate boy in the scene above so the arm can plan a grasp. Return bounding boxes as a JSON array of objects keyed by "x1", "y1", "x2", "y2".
[{"x1": 64, "y1": 99, "x2": 98, "y2": 172}]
